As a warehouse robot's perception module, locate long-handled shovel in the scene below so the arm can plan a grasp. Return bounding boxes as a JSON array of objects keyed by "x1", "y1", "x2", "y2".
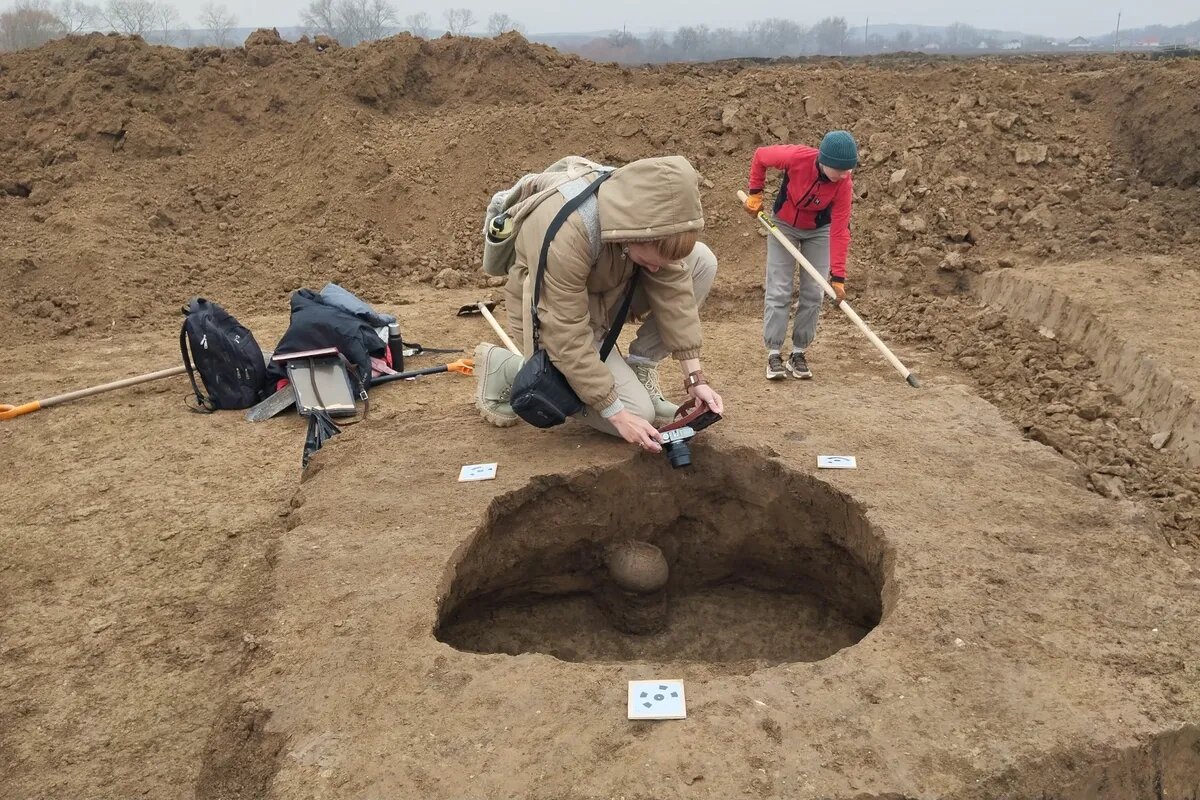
[
  {"x1": 0, "y1": 365, "x2": 187, "y2": 421},
  {"x1": 456, "y1": 300, "x2": 523, "y2": 357},
  {"x1": 738, "y1": 190, "x2": 920, "y2": 388}
]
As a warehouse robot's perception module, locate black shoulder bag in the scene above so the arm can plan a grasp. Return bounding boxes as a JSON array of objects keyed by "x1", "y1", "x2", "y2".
[{"x1": 510, "y1": 172, "x2": 641, "y2": 429}]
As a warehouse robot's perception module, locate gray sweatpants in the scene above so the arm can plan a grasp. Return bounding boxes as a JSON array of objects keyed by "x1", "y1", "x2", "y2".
[
  {"x1": 626, "y1": 241, "x2": 718, "y2": 363},
  {"x1": 763, "y1": 218, "x2": 831, "y2": 353},
  {"x1": 583, "y1": 242, "x2": 718, "y2": 434}
]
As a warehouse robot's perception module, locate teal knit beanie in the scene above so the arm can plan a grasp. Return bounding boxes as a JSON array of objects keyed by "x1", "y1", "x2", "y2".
[{"x1": 818, "y1": 130, "x2": 858, "y2": 170}]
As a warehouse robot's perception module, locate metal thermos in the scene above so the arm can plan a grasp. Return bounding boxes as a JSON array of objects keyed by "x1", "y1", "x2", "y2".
[{"x1": 387, "y1": 322, "x2": 404, "y2": 372}]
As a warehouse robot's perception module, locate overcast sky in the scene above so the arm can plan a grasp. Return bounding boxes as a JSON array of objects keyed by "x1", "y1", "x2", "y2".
[{"x1": 176, "y1": 1, "x2": 1195, "y2": 38}]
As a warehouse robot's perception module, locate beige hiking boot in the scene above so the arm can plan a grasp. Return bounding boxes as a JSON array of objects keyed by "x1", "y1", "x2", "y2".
[
  {"x1": 629, "y1": 360, "x2": 679, "y2": 426},
  {"x1": 474, "y1": 342, "x2": 522, "y2": 427}
]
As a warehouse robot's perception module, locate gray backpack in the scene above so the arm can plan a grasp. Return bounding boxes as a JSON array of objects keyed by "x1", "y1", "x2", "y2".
[{"x1": 480, "y1": 156, "x2": 612, "y2": 277}]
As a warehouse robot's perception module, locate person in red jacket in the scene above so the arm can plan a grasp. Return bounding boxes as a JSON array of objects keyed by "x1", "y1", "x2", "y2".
[{"x1": 744, "y1": 130, "x2": 857, "y2": 380}]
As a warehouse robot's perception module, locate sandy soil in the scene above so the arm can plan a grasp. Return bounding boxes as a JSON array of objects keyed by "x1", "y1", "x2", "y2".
[{"x1": 2, "y1": 32, "x2": 1200, "y2": 799}]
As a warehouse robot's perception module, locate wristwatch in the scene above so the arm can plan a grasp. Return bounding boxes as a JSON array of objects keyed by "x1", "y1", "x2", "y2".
[{"x1": 683, "y1": 370, "x2": 708, "y2": 392}]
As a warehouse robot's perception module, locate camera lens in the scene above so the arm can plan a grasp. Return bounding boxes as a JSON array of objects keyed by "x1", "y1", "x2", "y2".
[{"x1": 663, "y1": 440, "x2": 692, "y2": 469}]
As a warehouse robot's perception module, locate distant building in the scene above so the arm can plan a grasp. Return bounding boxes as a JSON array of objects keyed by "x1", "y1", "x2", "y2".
[
  {"x1": 1137, "y1": 37, "x2": 1160, "y2": 47},
  {"x1": 977, "y1": 40, "x2": 989, "y2": 49},
  {"x1": 1067, "y1": 36, "x2": 1090, "y2": 48},
  {"x1": 1003, "y1": 39, "x2": 1022, "y2": 50},
  {"x1": 923, "y1": 42, "x2": 941, "y2": 51}
]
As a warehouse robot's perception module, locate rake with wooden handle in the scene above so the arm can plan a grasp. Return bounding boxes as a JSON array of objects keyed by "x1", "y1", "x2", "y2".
[{"x1": 738, "y1": 190, "x2": 920, "y2": 388}]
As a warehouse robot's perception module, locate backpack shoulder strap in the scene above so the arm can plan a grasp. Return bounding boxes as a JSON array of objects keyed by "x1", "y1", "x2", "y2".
[
  {"x1": 555, "y1": 168, "x2": 612, "y2": 263},
  {"x1": 482, "y1": 160, "x2": 611, "y2": 278},
  {"x1": 530, "y1": 171, "x2": 613, "y2": 349},
  {"x1": 530, "y1": 171, "x2": 637, "y2": 360},
  {"x1": 179, "y1": 318, "x2": 216, "y2": 413}
]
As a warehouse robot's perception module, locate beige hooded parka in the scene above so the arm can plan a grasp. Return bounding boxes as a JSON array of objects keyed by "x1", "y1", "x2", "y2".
[{"x1": 504, "y1": 155, "x2": 706, "y2": 411}]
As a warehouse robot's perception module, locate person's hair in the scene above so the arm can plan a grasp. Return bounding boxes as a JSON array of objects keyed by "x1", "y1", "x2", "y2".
[{"x1": 651, "y1": 230, "x2": 699, "y2": 261}]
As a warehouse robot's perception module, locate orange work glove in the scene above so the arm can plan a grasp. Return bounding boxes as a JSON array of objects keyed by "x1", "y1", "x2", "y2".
[
  {"x1": 743, "y1": 192, "x2": 763, "y2": 216},
  {"x1": 832, "y1": 280, "x2": 846, "y2": 302}
]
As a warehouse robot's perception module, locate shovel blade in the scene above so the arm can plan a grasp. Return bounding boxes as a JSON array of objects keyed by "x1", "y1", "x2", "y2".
[
  {"x1": 245, "y1": 385, "x2": 296, "y2": 422},
  {"x1": 456, "y1": 300, "x2": 498, "y2": 317}
]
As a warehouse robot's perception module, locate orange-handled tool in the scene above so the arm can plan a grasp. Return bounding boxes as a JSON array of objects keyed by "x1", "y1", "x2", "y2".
[
  {"x1": 1, "y1": 365, "x2": 187, "y2": 421},
  {"x1": 371, "y1": 358, "x2": 474, "y2": 387}
]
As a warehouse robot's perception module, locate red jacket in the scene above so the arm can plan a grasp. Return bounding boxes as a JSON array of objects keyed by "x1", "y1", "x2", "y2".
[{"x1": 748, "y1": 144, "x2": 853, "y2": 281}]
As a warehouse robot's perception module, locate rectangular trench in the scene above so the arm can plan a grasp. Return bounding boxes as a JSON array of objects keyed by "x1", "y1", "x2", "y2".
[{"x1": 976, "y1": 270, "x2": 1200, "y2": 469}]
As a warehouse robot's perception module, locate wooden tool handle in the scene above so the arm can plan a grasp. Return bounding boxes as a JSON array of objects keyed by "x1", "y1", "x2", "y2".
[
  {"x1": 736, "y1": 190, "x2": 920, "y2": 388},
  {"x1": 477, "y1": 303, "x2": 522, "y2": 356},
  {"x1": 0, "y1": 364, "x2": 188, "y2": 421}
]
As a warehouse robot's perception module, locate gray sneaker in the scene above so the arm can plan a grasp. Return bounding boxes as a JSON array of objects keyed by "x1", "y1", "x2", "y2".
[
  {"x1": 629, "y1": 360, "x2": 679, "y2": 425},
  {"x1": 787, "y1": 351, "x2": 813, "y2": 379},
  {"x1": 766, "y1": 352, "x2": 786, "y2": 380},
  {"x1": 474, "y1": 342, "x2": 523, "y2": 427}
]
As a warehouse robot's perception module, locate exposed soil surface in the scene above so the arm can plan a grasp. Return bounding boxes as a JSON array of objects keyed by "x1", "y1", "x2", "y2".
[{"x1": 2, "y1": 32, "x2": 1199, "y2": 799}]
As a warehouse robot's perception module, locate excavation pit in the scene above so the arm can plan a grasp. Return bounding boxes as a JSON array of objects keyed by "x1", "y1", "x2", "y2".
[
  {"x1": 435, "y1": 449, "x2": 890, "y2": 670},
  {"x1": 244, "y1": 374, "x2": 1200, "y2": 800}
]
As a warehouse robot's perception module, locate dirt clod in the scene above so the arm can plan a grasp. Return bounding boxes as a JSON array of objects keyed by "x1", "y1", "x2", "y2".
[{"x1": 2, "y1": 34, "x2": 1200, "y2": 800}]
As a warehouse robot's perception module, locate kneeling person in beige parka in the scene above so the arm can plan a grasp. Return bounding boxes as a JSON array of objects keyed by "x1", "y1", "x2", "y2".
[{"x1": 475, "y1": 155, "x2": 724, "y2": 453}]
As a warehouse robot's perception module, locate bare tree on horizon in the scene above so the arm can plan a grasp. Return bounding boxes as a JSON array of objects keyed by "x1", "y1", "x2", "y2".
[
  {"x1": 198, "y1": 1, "x2": 235, "y2": 46},
  {"x1": 101, "y1": 0, "x2": 157, "y2": 36},
  {"x1": 300, "y1": 0, "x2": 334, "y2": 37},
  {"x1": 58, "y1": 0, "x2": 99, "y2": 33},
  {"x1": 486, "y1": 12, "x2": 522, "y2": 36},
  {"x1": 443, "y1": 7, "x2": 474, "y2": 36},
  {"x1": 811, "y1": 16, "x2": 848, "y2": 55},
  {"x1": 1, "y1": 0, "x2": 64, "y2": 50},
  {"x1": 341, "y1": 0, "x2": 397, "y2": 43},
  {"x1": 942, "y1": 21, "x2": 980, "y2": 50},
  {"x1": 404, "y1": 10, "x2": 430, "y2": 37},
  {"x1": 747, "y1": 18, "x2": 807, "y2": 56},
  {"x1": 152, "y1": 0, "x2": 174, "y2": 43},
  {"x1": 672, "y1": 24, "x2": 708, "y2": 59},
  {"x1": 302, "y1": 0, "x2": 398, "y2": 45}
]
